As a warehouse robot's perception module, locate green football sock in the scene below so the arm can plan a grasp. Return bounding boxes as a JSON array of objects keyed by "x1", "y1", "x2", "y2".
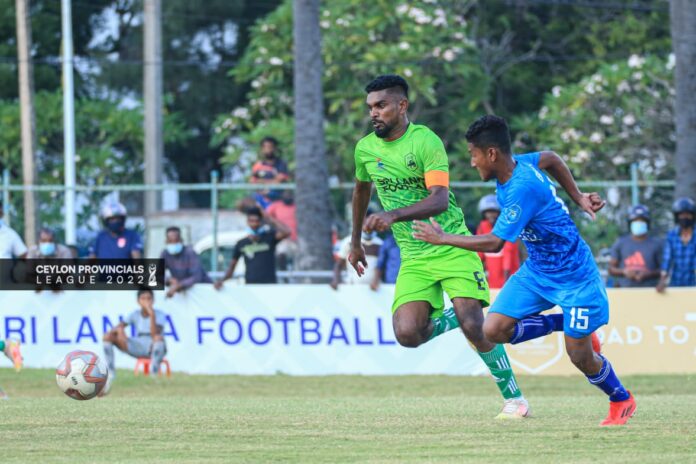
[
  {"x1": 0, "y1": 341, "x2": 4, "y2": 351},
  {"x1": 478, "y1": 344, "x2": 523, "y2": 400},
  {"x1": 428, "y1": 307, "x2": 460, "y2": 341}
]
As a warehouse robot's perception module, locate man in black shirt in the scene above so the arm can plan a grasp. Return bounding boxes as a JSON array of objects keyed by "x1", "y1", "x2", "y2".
[{"x1": 214, "y1": 207, "x2": 291, "y2": 286}]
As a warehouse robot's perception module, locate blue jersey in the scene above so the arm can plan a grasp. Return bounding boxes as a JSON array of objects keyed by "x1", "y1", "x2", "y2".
[{"x1": 491, "y1": 152, "x2": 596, "y2": 283}]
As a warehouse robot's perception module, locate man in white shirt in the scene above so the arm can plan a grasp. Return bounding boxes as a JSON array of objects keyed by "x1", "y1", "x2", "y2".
[{"x1": 0, "y1": 202, "x2": 27, "y2": 259}]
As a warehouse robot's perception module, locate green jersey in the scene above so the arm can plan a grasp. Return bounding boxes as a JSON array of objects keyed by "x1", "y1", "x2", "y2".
[{"x1": 354, "y1": 122, "x2": 469, "y2": 260}]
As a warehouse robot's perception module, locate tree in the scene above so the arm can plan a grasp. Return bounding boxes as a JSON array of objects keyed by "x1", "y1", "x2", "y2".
[
  {"x1": 292, "y1": 0, "x2": 332, "y2": 271},
  {"x1": 515, "y1": 54, "x2": 676, "y2": 249},
  {"x1": 670, "y1": 0, "x2": 696, "y2": 200}
]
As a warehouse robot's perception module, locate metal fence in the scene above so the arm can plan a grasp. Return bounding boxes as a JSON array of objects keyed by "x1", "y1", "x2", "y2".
[{"x1": 1, "y1": 168, "x2": 677, "y2": 278}]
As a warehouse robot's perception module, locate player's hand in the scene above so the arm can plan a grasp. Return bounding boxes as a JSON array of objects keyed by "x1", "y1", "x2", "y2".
[
  {"x1": 412, "y1": 218, "x2": 446, "y2": 245},
  {"x1": 577, "y1": 192, "x2": 606, "y2": 220},
  {"x1": 347, "y1": 245, "x2": 368, "y2": 277},
  {"x1": 363, "y1": 212, "x2": 396, "y2": 233}
]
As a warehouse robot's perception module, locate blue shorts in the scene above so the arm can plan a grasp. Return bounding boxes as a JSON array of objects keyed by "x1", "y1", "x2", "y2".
[{"x1": 489, "y1": 263, "x2": 609, "y2": 338}]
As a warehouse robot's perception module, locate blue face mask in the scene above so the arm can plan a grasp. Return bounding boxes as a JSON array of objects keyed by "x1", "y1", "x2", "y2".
[
  {"x1": 246, "y1": 226, "x2": 260, "y2": 236},
  {"x1": 166, "y1": 243, "x2": 183, "y2": 255},
  {"x1": 630, "y1": 221, "x2": 648, "y2": 236},
  {"x1": 39, "y1": 242, "x2": 56, "y2": 256}
]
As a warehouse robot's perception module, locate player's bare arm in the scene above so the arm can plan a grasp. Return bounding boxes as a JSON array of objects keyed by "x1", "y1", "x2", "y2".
[
  {"x1": 413, "y1": 218, "x2": 504, "y2": 253},
  {"x1": 348, "y1": 180, "x2": 372, "y2": 276},
  {"x1": 363, "y1": 185, "x2": 449, "y2": 233},
  {"x1": 537, "y1": 151, "x2": 605, "y2": 219}
]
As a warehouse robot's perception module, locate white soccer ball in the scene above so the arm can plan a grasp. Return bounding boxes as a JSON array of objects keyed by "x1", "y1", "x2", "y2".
[{"x1": 55, "y1": 350, "x2": 109, "y2": 400}]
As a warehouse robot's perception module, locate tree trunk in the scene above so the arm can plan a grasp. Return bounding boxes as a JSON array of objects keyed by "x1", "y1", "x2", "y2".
[
  {"x1": 15, "y1": 0, "x2": 38, "y2": 246},
  {"x1": 293, "y1": 0, "x2": 333, "y2": 271},
  {"x1": 670, "y1": 0, "x2": 696, "y2": 200}
]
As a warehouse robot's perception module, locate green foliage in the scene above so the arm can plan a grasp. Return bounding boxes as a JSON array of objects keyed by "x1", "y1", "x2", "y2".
[
  {"x1": 214, "y1": 0, "x2": 489, "y2": 181},
  {"x1": 0, "y1": 91, "x2": 188, "y2": 232}
]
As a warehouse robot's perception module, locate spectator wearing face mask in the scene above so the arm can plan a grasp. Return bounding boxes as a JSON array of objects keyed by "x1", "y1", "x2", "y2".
[
  {"x1": 160, "y1": 226, "x2": 212, "y2": 298},
  {"x1": 89, "y1": 202, "x2": 143, "y2": 260},
  {"x1": 608, "y1": 204, "x2": 663, "y2": 288},
  {"x1": 657, "y1": 197, "x2": 696, "y2": 292},
  {"x1": 26, "y1": 227, "x2": 73, "y2": 259},
  {"x1": 214, "y1": 206, "x2": 291, "y2": 287}
]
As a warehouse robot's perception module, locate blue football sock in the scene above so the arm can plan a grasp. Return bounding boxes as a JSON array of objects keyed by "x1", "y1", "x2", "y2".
[
  {"x1": 586, "y1": 355, "x2": 630, "y2": 402},
  {"x1": 509, "y1": 313, "x2": 564, "y2": 344}
]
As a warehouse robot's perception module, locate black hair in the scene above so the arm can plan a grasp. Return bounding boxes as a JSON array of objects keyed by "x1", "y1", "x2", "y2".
[
  {"x1": 365, "y1": 74, "x2": 409, "y2": 99},
  {"x1": 39, "y1": 227, "x2": 55, "y2": 239},
  {"x1": 260, "y1": 136, "x2": 279, "y2": 147},
  {"x1": 246, "y1": 206, "x2": 263, "y2": 219},
  {"x1": 166, "y1": 226, "x2": 181, "y2": 235},
  {"x1": 465, "y1": 115, "x2": 512, "y2": 155},
  {"x1": 137, "y1": 288, "x2": 153, "y2": 299}
]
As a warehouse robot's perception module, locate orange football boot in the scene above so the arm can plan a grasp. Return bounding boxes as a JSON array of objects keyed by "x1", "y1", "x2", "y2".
[{"x1": 600, "y1": 391, "x2": 636, "y2": 426}]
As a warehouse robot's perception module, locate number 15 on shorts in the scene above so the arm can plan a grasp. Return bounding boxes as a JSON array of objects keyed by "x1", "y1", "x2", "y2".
[{"x1": 569, "y1": 307, "x2": 589, "y2": 330}]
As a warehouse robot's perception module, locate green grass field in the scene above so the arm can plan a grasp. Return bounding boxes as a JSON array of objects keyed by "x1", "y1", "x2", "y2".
[{"x1": 0, "y1": 369, "x2": 694, "y2": 463}]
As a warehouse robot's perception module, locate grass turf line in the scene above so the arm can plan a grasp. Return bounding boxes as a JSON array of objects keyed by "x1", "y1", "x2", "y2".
[{"x1": 0, "y1": 369, "x2": 694, "y2": 463}]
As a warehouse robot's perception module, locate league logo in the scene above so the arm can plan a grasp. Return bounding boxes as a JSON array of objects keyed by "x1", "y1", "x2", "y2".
[
  {"x1": 504, "y1": 204, "x2": 522, "y2": 223},
  {"x1": 148, "y1": 263, "x2": 158, "y2": 287}
]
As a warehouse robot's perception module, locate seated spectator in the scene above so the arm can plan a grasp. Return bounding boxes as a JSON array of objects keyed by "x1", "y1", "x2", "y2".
[
  {"x1": 266, "y1": 190, "x2": 298, "y2": 270},
  {"x1": 657, "y1": 197, "x2": 696, "y2": 292},
  {"x1": 250, "y1": 137, "x2": 291, "y2": 210},
  {"x1": 370, "y1": 231, "x2": 401, "y2": 291},
  {"x1": 332, "y1": 231, "x2": 382, "y2": 290},
  {"x1": 101, "y1": 288, "x2": 167, "y2": 394},
  {"x1": 475, "y1": 194, "x2": 520, "y2": 289},
  {"x1": 90, "y1": 202, "x2": 143, "y2": 260},
  {"x1": 0, "y1": 201, "x2": 27, "y2": 259},
  {"x1": 27, "y1": 227, "x2": 73, "y2": 259},
  {"x1": 160, "y1": 226, "x2": 212, "y2": 298},
  {"x1": 609, "y1": 204, "x2": 662, "y2": 287},
  {"x1": 214, "y1": 206, "x2": 291, "y2": 287}
]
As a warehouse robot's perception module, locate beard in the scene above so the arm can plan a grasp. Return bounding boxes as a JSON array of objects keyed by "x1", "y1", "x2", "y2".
[{"x1": 373, "y1": 120, "x2": 393, "y2": 138}]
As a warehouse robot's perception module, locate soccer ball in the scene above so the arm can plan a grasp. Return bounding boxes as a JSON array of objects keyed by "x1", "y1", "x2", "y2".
[{"x1": 55, "y1": 350, "x2": 109, "y2": 400}]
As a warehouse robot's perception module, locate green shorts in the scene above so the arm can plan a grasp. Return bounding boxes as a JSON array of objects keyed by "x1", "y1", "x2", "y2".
[{"x1": 392, "y1": 247, "x2": 490, "y2": 317}]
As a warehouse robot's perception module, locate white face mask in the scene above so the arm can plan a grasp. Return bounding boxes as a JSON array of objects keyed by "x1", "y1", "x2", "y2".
[{"x1": 630, "y1": 221, "x2": 648, "y2": 236}]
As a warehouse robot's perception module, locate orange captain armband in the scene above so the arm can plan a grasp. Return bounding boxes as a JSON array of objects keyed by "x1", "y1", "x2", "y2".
[{"x1": 424, "y1": 170, "x2": 449, "y2": 188}]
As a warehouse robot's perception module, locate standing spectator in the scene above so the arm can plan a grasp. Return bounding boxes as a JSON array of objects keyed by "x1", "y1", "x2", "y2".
[
  {"x1": 266, "y1": 190, "x2": 298, "y2": 270},
  {"x1": 332, "y1": 231, "x2": 382, "y2": 289},
  {"x1": 89, "y1": 202, "x2": 143, "y2": 260},
  {"x1": 27, "y1": 227, "x2": 73, "y2": 259},
  {"x1": 214, "y1": 206, "x2": 291, "y2": 287},
  {"x1": 249, "y1": 137, "x2": 291, "y2": 210},
  {"x1": 160, "y1": 226, "x2": 212, "y2": 298},
  {"x1": 0, "y1": 201, "x2": 27, "y2": 259},
  {"x1": 370, "y1": 231, "x2": 401, "y2": 291},
  {"x1": 657, "y1": 197, "x2": 696, "y2": 292},
  {"x1": 608, "y1": 204, "x2": 663, "y2": 287},
  {"x1": 475, "y1": 194, "x2": 520, "y2": 289},
  {"x1": 101, "y1": 289, "x2": 167, "y2": 394}
]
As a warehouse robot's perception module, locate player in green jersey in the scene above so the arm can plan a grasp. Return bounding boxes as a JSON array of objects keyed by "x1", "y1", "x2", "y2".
[{"x1": 349, "y1": 75, "x2": 529, "y2": 419}]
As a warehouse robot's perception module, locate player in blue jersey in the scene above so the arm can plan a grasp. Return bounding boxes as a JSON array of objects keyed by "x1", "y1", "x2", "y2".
[{"x1": 413, "y1": 115, "x2": 635, "y2": 426}]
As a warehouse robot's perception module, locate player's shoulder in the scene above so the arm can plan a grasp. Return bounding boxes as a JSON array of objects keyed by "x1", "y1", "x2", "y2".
[
  {"x1": 409, "y1": 123, "x2": 442, "y2": 143},
  {"x1": 355, "y1": 131, "x2": 378, "y2": 151}
]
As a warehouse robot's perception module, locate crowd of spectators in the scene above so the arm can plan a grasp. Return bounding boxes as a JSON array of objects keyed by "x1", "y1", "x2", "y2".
[{"x1": 2, "y1": 135, "x2": 695, "y2": 293}]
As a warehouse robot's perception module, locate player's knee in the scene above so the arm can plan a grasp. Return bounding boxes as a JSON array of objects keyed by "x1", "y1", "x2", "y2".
[
  {"x1": 459, "y1": 314, "x2": 483, "y2": 340},
  {"x1": 482, "y1": 318, "x2": 508, "y2": 344},
  {"x1": 566, "y1": 346, "x2": 594, "y2": 371},
  {"x1": 393, "y1": 322, "x2": 425, "y2": 348}
]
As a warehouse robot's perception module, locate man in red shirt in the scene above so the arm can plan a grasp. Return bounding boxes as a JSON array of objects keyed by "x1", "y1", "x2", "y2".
[
  {"x1": 476, "y1": 194, "x2": 520, "y2": 289},
  {"x1": 266, "y1": 191, "x2": 298, "y2": 270}
]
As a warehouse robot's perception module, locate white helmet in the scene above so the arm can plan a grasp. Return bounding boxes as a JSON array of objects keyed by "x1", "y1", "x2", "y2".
[
  {"x1": 100, "y1": 202, "x2": 127, "y2": 219},
  {"x1": 478, "y1": 194, "x2": 500, "y2": 214}
]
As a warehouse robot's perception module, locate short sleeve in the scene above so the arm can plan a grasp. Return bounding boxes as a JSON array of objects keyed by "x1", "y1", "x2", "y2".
[
  {"x1": 126, "y1": 311, "x2": 137, "y2": 326},
  {"x1": 491, "y1": 185, "x2": 541, "y2": 242},
  {"x1": 354, "y1": 145, "x2": 371, "y2": 182},
  {"x1": 11, "y1": 231, "x2": 27, "y2": 257},
  {"x1": 514, "y1": 152, "x2": 541, "y2": 167},
  {"x1": 130, "y1": 232, "x2": 144, "y2": 252},
  {"x1": 421, "y1": 131, "x2": 449, "y2": 174},
  {"x1": 609, "y1": 239, "x2": 622, "y2": 262}
]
